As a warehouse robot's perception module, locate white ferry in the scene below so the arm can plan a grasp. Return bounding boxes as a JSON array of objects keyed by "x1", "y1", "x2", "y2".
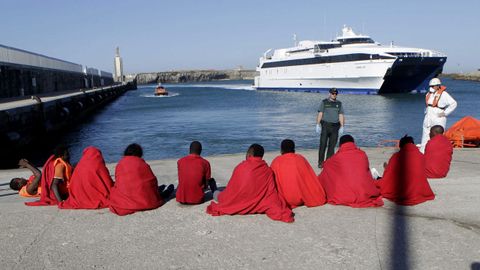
[{"x1": 253, "y1": 26, "x2": 447, "y2": 94}]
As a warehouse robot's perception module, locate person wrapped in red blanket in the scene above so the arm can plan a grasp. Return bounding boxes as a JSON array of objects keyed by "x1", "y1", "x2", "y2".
[
  {"x1": 176, "y1": 141, "x2": 217, "y2": 204},
  {"x1": 25, "y1": 145, "x2": 73, "y2": 206},
  {"x1": 425, "y1": 125, "x2": 453, "y2": 178},
  {"x1": 59, "y1": 147, "x2": 113, "y2": 209},
  {"x1": 206, "y1": 144, "x2": 294, "y2": 223},
  {"x1": 271, "y1": 139, "x2": 326, "y2": 208},
  {"x1": 375, "y1": 135, "x2": 435, "y2": 205},
  {"x1": 108, "y1": 144, "x2": 174, "y2": 216},
  {"x1": 318, "y1": 135, "x2": 383, "y2": 207}
]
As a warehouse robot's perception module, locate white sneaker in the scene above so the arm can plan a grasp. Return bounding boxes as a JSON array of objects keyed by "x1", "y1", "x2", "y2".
[{"x1": 370, "y1": 168, "x2": 381, "y2": 180}]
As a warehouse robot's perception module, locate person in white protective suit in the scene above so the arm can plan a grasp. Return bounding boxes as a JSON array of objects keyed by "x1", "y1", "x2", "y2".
[{"x1": 420, "y1": 78, "x2": 457, "y2": 153}]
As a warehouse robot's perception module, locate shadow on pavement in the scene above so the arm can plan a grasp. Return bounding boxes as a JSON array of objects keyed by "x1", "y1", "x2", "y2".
[{"x1": 0, "y1": 192, "x2": 17, "y2": 198}]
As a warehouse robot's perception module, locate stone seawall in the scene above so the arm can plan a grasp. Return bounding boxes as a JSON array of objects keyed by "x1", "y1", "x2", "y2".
[{"x1": 134, "y1": 69, "x2": 257, "y2": 84}]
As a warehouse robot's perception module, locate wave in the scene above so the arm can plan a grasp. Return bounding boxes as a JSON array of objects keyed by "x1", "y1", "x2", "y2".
[
  {"x1": 140, "y1": 92, "x2": 180, "y2": 98},
  {"x1": 167, "y1": 83, "x2": 255, "y2": 91}
]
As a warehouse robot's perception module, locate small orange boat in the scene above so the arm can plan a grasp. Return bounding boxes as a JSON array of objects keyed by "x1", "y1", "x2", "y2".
[{"x1": 154, "y1": 84, "x2": 168, "y2": 96}]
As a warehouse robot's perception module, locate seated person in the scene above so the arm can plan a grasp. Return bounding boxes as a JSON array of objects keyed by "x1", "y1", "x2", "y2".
[
  {"x1": 10, "y1": 159, "x2": 42, "y2": 197},
  {"x1": 109, "y1": 143, "x2": 174, "y2": 216},
  {"x1": 176, "y1": 141, "x2": 217, "y2": 204},
  {"x1": 375, "y1": 135, "x2": 435, "y2": 206},
  {"x1": 26, "y1": 145, "x2": 73, "y2": 206},
  {"x1": 271, "y1": 139, "x2": 326, "y2": 208},
  {"x1": 318, "y1": 135, "x2": 383, "y2": 207},
  {"x1": 424, "y1": 125, "x2": 453, "y2": 178},
  {"x1": 206, "y1": 144, "x2": 294, "y2": 223},
  {"x1": 59, "y1": 147, "x2": 114, "y2": 209}
]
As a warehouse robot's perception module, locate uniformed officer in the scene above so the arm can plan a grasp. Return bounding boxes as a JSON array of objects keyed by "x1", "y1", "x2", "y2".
[{"x1": 316, "y1": 88, "x2": 345, "y2": 168}]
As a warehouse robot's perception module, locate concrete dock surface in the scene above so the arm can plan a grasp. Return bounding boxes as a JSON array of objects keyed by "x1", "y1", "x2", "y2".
[{"x1": 0, "y1": 147, "x2": 479, "y2": 269}]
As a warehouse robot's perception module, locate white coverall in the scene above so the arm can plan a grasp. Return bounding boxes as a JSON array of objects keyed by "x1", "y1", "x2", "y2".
[{"x1": 420, "y1": 87, "x2": 457, "y2": 153}]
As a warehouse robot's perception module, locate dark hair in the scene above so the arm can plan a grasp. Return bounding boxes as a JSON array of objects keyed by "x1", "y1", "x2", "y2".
[
  {"x1": 124, "y1": 143, "x2": 143, "y2": 157},
  {"x1": 339, "y1": 134, "x2": 354, "y2": 146},
  {"x1": 280, "y1": 139, "x2": 295, "y2": 154},
  {"x1": 189, "y1": 141, "x2": 202, "y2": 155},
  {"x1": 53, "y1": 145, "x2": 69, "y2": 159},
  {"x1": 399, "y1": 135, "x2": 414, "y2": 148},
  {"x1": 430, "y1": 125, "x2": 445, "y2": 135},
  {"x1": 248, "y1": 143, "x2": 264, "y2": 157},
  {"x1": 9, "y1": 178, "x2": 23, "y2": 191}
]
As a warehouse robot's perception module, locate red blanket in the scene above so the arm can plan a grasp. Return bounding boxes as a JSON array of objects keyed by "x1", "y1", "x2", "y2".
[
  {"x1": 176, "y1": 154, "x2": 211, "y2": 204},
  {"x1": 206, "y1": 157, "x2": 294, "y2": 223},
  {"x1": 59, "y1": 147, "x2": 113, "y2": 209},
  {"x1": 425, "y1": 135, "x2": 453, "y2": 178},
  {"x1": 108, "y1": 156, "x2": 163, "y2": 216},
  {"x1": 376, "y1": 143, "x2": 435, "y2": 205},
  {"x1": 318, "y1": 142, "x2": 383, "y2": 207},
  {"x1": 271, "y1": 153, "x2": 326, "y2": 208},
  {"x1": 25, "y1": 155, "x2": 59, "y2": 206}
]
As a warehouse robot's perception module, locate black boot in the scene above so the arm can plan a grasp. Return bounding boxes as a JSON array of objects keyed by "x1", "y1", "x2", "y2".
[
  {"x1": 207, "y1": 178, "x2": 217, "y2": 192},
  {"x1": 161, "y1": 184, "x2": 174, "y2": 199}
]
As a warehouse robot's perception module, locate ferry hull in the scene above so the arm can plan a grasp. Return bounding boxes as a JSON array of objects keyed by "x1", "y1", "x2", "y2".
[
  {"x1": 379, "y1": 57, "x2": 446, "y2": 94},
  {"x1": 254, "y1": 59, "x2": 394, "y2": 94},
  {"x1": 255, "y1": 57, "x2": 446, "y2": 94}
]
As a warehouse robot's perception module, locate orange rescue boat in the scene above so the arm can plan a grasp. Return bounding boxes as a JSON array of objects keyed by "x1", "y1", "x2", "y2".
[
  {"x1": 445, "y1": 116, "x2": 480, "y2": 148},
  {"x1": 154, "y1": 84, "x2": 168, "y2": 96}
]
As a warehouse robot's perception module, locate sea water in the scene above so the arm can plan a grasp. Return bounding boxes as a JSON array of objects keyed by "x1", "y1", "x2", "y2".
[{"x1": 59, "y1": 78, "x2": 480, "y2": 163}]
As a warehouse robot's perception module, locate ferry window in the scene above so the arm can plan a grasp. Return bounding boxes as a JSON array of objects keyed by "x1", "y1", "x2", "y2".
[
  {"x1": 338, "y1": 38, "x2": 374, "y2": 45},
  {"x1": 315, "y1": 44, "x2": 341, "y2": 51}
]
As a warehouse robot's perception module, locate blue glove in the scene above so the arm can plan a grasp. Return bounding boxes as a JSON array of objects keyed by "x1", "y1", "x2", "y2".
[
  {"x1": 339, "y1": 126, "x2": 344, "y2": 135},
  {"x1": 315, "y1": 124, "x2": 321, "y2": 134}
]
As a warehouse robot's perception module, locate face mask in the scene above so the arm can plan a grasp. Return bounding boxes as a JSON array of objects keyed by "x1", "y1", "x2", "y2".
[{"x1": 429, "y1": 87, "x2": 435, "y2": 93}]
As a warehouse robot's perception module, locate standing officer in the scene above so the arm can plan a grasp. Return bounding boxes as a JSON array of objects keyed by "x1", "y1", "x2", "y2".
[
  {"x1": 420, "y1": 78, "x2": 457, "y2": 153},
  {"x1": 316, "y1": 88, "x2": 345, "y2": 168}
]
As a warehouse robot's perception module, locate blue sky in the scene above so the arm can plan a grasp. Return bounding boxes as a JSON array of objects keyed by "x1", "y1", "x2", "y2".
[{"x1": 1, "y1": 0, "x2": 479, "y2": 74}]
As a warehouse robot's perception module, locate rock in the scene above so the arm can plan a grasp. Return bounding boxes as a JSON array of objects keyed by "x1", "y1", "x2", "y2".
[{"x1": 132, "y1": 70, "x2": 257, "y2": 84}]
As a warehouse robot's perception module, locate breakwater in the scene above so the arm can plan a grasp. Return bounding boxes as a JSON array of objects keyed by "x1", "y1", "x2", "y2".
[
  {"x1": 0, "y1": 82, "x2": 136, "y2": 168},
  {"x1": 134, "y1": 69, "x2": 257, "y2": 84}
]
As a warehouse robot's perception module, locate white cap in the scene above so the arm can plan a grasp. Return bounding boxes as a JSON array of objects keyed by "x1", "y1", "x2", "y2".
[{"x1": 429, "y1": 78, "x2": 442, "y2": 86}]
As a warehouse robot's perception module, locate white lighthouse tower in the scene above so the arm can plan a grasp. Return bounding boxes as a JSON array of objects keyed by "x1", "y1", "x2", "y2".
[{"x1": 114, "y1": 47, "x2": 124, "y2": 82}]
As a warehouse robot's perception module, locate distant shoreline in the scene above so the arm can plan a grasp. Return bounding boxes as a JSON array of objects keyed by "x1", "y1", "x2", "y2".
[
  {"x1": 128, "y1": 70, "x2": 480, "y2": 85},
  {"x1": 441, "y1": 72, "x2": 480, "y2": 82},
  {"x1": 128, "y1": 69, "x2": 257, "y2": 85}
]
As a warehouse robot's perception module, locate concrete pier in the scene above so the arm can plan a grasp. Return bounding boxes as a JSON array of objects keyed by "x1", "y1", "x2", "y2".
[
  {"x1": 0, "y1": 82, "x2": 137, "y2": 167},
  {"x1": 0, "y1": 147, "x2": 478, "y2": 269}
]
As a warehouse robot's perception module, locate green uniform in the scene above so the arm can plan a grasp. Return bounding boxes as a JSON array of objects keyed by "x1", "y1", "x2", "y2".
[{"x1": 318, "y1": 98, "x2": 344, "y2": 165}]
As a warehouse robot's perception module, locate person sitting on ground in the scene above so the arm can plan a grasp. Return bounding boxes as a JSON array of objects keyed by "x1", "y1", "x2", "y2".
[
  {"x1": 108, "y1": 143, "x2": 174, "y2": 216},
  {"x1": 176, "y1": 141, "x2": 217, "y2": 204},
  {"x1": 59, "y1": 146, "x2": 114, "y2": 209},
  {"x1": 317, "y1": 135, "x2": 384, "y2": 207},
  {"x1": 25, "y1": 145, "x2": 73, "y2": 206},
  {"x1": 270, "y1": 139, "x2": 326, "y2": 208},
  {"x1": 375, "y1": 135, "x2": 435, "y2": 206},
  {"x1": 424, "y1": 125, "x2": 453, "y2": 178},
  {"x1": 10, "y1": 159, "x2": 42, "y2": 198},
  {"x1": 206, "y1": 144, "x2": 294, "y2": 223}
]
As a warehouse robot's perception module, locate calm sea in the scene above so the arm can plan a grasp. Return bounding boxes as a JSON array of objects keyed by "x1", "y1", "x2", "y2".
[{"x1": 59, "y1": 78, "x2": 480, "y2": 163}]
